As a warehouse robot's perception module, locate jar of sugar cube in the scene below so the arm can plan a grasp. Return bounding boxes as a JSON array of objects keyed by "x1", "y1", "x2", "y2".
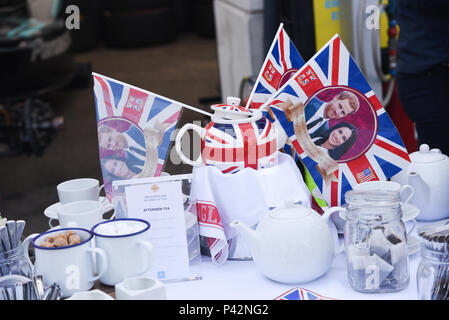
[{"x1": 342, "y1": 190, "x2": 409, "y2": 293}]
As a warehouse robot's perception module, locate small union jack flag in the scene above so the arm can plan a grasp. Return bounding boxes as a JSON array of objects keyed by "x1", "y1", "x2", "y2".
[
  {"x1": 261, "y1": 35, "x2": 411, "y2": 207},
  {"x1": 245, "y1": 23, "x2": 305, "y2": 110},
  {"x1": 274, "y1": 288, "x2": 335, "y2": 300}
]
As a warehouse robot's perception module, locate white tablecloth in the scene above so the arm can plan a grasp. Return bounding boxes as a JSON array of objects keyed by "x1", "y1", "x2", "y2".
[{"x1": 165, "y1": 224, "x2": 425, "y2": 300}]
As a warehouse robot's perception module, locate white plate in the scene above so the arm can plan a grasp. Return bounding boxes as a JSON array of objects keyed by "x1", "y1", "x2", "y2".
[
  {"x1": 407, "y1": 235, "x2": 420, "y2": 256},
  {"x1": 44, "y1": 197, "x2": 113, "y2": 219}
]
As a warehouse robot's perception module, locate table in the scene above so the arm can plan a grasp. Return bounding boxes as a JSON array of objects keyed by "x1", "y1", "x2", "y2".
[
  {"x1": 95, "y1": 222, "x2": 426, "y2": 300},
  {"x1": 163, "y1": 248, "x2": 420, "y2": 300}
]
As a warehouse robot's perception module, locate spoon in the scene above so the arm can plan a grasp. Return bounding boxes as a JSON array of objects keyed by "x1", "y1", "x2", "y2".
[
  {"x1": 32, "y1": 275, "x2": 45, "y2": 300},
  {"x1": 0, "y1": 226, "x2": 10, "y2": 251},
  {"x1": 14, "y1": 221, "x2": 26, "y2": 247},
  {"x1": 6, "y1": 221, "x2": 16, "y2": 249}
]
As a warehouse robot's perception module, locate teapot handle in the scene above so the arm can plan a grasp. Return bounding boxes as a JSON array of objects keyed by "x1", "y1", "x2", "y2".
[
  {"x1": 322, "y1": 207, "x2": 345, "y2": 256},
  {"x1": 175, "y1": 123, "x2": 204, "y2": 166},
  {"x1": 321, "y1": 206, "x2": 344, "y2": 222}
]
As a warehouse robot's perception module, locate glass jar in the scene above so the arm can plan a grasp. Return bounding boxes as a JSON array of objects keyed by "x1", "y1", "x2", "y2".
[
  {"x1": 343, "y1": 190, "x2": 409, "y2": 293},
  {"x1": 0, "y1": 244, "x2": 33, "y2": 278},
  {"x1": 417, "y1": 245, "x2": 449, "y2": 300},
  {"x1": 416, "y1": 222, "x2": 449, "y2": 300}
]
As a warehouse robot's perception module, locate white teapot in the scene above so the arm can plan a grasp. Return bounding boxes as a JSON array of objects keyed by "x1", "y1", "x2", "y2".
[
  {"x1": 230, "y1": 201, "x2": 343, "y2": 284},
  {"x1": 391, "y1": 144, "x2": 449, "y2": 221}
]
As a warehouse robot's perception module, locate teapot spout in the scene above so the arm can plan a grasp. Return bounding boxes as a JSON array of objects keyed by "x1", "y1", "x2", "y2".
[
  {"x1": 230, "y1": 220, "x2": 260, "y2": 255},
  {"x1": 407, "y1": 171, "x2": 429, "y2": 203}
]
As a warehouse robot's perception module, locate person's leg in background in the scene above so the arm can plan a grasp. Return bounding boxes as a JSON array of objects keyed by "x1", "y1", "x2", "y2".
[{"x1": 396, "y1": 66, "x2": 449, "y2": 155}]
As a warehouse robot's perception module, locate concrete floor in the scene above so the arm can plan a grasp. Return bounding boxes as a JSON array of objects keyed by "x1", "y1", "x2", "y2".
[{"x1": 0, "y1": 34, "x2": 221, "y2": 235}]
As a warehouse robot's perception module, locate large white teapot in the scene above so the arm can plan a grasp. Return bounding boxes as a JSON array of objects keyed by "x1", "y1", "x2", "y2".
[
  {"x1": 391, "y1": 144, "x2": 449, "y2": 221},
  {"x1": 230, "y1": 201, "x2": 343, "y2": 284}
]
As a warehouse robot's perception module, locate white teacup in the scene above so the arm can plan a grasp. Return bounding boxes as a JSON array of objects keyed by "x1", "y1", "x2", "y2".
[
  {"x1": 91, "y1": 219, "x2": 154, "y2": 286},
  {"x1": 57, "y1": 178, "x2": 105, "y2": 205},
  {"x1": 353, "y1": 181, "x2": 414, "y2": 205},
  {"x1": 115, "y1": 276, "x2": 166, "y2": 300},
  {"x1": 22, "y1": 228, "x2": 108, "y2": 298},
  {"x1": 54, "y1": 200, "x2": 116, "y2": 230}
]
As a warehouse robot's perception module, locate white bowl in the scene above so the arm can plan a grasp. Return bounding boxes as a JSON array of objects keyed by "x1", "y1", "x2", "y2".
[{"x1": 115, "y1": 276, "x2": 166, "y2": 300}]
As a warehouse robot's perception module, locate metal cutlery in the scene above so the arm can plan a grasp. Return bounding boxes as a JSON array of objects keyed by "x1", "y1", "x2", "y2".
[
  {"x1": 15, "y1": 220, "x2": 26, "y2": 247},
  {"x1": 32, "y1": 275, "x2": 45, "y2": 300},
  {"x1": 43, "y1": 283, "x2": 62, "y2": 300},
  {"x1": 0, "y1": 220, "x2": 26, "y2": 252},
  {"x1": 0, "y1": 275, "x2": 36, "y2": 300},
  {"x1": 0, "y1": 220, "x2": 27, "y2": 276},
  {"x1": 0, "y1": 226, "x2": 11, "y2": 251},
  {"x1": 6, "y1": 221, "x2": 16, "y2": 249}
]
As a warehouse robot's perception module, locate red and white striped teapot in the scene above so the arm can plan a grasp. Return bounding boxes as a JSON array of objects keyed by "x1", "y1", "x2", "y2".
[{"x1": 175, "y1": 97, "x2": 286, "y2": 173}]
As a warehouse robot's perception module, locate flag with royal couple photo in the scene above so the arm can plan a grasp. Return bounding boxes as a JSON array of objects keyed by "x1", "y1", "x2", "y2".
[
  {"x1": 259, "y1": 34, "x2": 411, "y2": 207},
  {"x1": 92, "y1": 73, "x2": 184, "y2": 200}
]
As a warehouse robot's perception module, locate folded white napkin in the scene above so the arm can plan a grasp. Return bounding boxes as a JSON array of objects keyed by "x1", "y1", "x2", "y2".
[{"x1": 191, "y1": 152, "x2": 311, "y2": 264}]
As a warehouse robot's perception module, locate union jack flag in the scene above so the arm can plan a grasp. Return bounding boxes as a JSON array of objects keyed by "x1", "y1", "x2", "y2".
[
  {"x1": 245, "y1": 23, "x2": 305, "y2": 110},
  {"x1": 202, "y1": 117, "x2": 277, "y2": 174},
  {"x1": 92, "y1": 72, "x2": 183, "y2": 200},
  {"x1": 261, "y1": 35, "x2": 411, "y2": 207},
  {"x1": 274, "y1": 288, "x2": 335, "y2": 300}
]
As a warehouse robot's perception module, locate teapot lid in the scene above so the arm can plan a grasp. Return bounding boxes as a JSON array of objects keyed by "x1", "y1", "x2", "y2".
[
  {"x1": 210, "y1": 97, "x2": 262, "y2": 124},
  {"x1": 211, "y1": 97, "x2": 254, "y2": 116},
  {"x1": 410, "y1": 144, "x2": 446, "y2": 163},
  {"x1": 268, "y1": 200, "x2": 312, "y2": 220}
]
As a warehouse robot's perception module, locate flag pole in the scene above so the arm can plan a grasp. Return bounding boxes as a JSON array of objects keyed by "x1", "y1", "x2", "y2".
[{"x1": 181, "y1": 104, "x2": 213, "y2": 117}]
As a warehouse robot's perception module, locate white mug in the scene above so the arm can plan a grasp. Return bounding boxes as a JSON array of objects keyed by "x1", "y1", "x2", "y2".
[
  {"x1": 22, "y1": 228, "x2": 108, "y2": 298},
  {"x1": 353, "y1": 181, "x2": 414, "y2": 205},
  {"x1": 91, "y1": 219, "x2": 154, "y2": 286},
  {"x1": 57, "y1": 178, "x2": 105, "y2": 205},
  {"x1": 115, "y1": 276, "x2": 166, "y2": 300},
  {"x1": 54, "y1": 200, "x2": 116, "y2": 229}
]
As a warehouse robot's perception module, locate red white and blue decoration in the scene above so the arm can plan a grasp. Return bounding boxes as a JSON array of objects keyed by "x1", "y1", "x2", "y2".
[
  {"x1": 261, "y1": 35, "x2": 411, "y2": 207},
  {"x1": 245, "y1": 23, "x2": 305, "y2": 110},
  {"x1": 274, "y1": 287, "x2": 335, "y2": 300},
  {"x1": 200, "y1": 116, "x2": 277, "y2": 174}
]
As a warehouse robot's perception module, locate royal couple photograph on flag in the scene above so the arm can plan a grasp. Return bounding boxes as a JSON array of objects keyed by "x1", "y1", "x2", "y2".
[
  {"x1": 246, "y1": 24, "x2": 410, "y2": 208},
  {"x1": 92, "y1": 72, "x2": 185, "y2": 201}
]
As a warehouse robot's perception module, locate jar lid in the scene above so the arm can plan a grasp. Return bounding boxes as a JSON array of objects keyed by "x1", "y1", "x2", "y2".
[{"x1": 345, "y1": 189, "x2": 401, "y2": 207}]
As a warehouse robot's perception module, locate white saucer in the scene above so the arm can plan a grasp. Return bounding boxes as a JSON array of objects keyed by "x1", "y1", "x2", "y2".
[
  {"x1": 407, "y1": 235, "x2": 420, "y2": 256},
  {"x1": 44, "y1": 197, "x2": 113, "y2": 219},
  {"x1": 48, "y1": 219, "x2": 108, "y2": 231}
]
